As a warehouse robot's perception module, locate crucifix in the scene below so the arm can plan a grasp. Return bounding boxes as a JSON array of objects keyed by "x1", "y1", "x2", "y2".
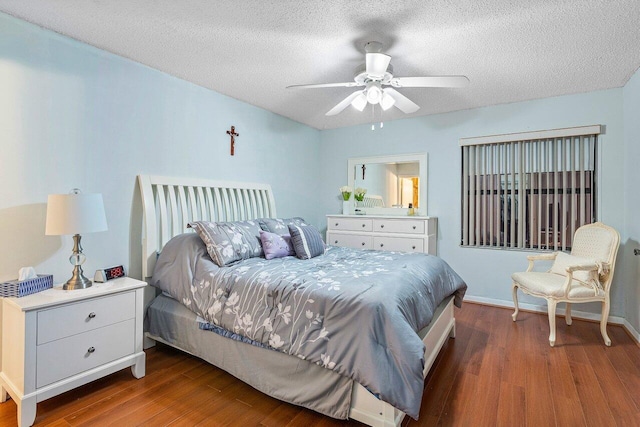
[
  {"x1": 226, "y1": 125, "x2": 239, "y2": 156},
  {"x1": 361, "y1": 164, "x2": 366, "y2": 180}
]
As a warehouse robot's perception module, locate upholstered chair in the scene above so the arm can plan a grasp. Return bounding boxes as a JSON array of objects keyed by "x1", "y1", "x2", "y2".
[{"x1": 511, "y1": 222, "x2": 620, "y2": 347}]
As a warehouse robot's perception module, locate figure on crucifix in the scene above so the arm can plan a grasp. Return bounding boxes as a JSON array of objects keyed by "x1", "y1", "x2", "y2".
[{"x1": 226, "y1": 126, "x2": 239, "y2": 156}]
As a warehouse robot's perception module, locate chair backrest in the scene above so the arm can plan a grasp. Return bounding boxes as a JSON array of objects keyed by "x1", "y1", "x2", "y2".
[{"x1": 570, "y1": 222, "x2": 620, "y2": 291}]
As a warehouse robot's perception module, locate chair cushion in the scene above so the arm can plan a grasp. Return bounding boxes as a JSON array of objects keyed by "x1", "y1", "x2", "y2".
[
  {"x1": 550, "y1": 252, "x2": 599, "y2": 287},
  {"x1": 512, "y1": 272, "x2": 604, "y2": 299}
]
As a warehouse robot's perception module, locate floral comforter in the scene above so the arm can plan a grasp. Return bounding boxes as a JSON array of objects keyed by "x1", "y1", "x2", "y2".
[{"x1": 155, "y1": 244, "x2": 466, "y2": 419}]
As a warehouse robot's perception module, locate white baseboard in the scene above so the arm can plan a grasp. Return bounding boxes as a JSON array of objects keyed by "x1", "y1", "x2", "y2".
[{"x1": 464, "y1": 294, "x2": 640, "y2": 345}]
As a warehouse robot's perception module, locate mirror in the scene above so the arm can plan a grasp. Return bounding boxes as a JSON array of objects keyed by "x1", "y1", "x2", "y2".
[{"x1": 347, "y1": 153, "x2": 427, "y2": 215}]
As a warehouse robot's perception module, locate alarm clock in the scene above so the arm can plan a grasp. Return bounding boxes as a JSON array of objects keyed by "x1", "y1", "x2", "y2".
[{"x1": 94, "y1": 265, "x2": 126, "y2": 283}]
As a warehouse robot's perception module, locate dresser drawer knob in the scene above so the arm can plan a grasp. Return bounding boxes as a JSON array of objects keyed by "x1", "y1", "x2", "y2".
[
  {"x1": 335, "y1": 223, "x2": 339, "y2": 226},
  {"x1": 380, "y1": 243, "x2": 384, "y2": 247},
  {"x1": 334, "y1": 240, "x2": 338, "y2": 244},
  {"x1": 380, "y1": 224, "x2": 384, "y2": 228},
  {"x1": 412, "y1": 246, "x2": 416, "y2": 250},
  {"x1": 412, "y1": 226, "x2": 416, "y2": 229},
  {"x1": 88, "y1": 312, "x2": 96, "y2": 319},
  {"x1": 362, "y1": 224, "x2": 366, "y2": 227},
  {"x1": 87, "y1": 346, "x2": 96, "y2": 354},
  {"x1": 361, "y1": 242, "x2": 366, "y2": 246}
]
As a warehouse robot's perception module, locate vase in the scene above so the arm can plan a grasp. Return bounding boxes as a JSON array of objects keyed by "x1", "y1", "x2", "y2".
[{"x1": 342, "y1": 201, "x2": 351, "y2": 215}]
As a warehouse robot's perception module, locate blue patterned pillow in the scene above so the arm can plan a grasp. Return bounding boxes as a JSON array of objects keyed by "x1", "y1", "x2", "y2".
[
  {"x1": 288, "y1": 224, "x2": 325, "y2": 260},
  {"x1": 258, "y1": 217, "x2": 307, "y2": 236},
  {"x1": 188, "y1": 220, "x2": 263, "y2": 267}
]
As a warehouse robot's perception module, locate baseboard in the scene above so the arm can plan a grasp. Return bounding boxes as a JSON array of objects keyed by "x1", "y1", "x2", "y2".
[{"x1": 464, "y1": 294, "x2": 640, "y2": 345}]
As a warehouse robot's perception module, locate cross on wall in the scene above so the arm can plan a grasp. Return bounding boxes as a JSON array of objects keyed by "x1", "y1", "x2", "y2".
[{"x1": 226, "y1": 126, "x2": 239, "y2": 156}]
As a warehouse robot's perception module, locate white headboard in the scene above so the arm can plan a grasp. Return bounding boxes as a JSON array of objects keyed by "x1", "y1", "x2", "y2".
[{"x1": 137, "y1": 175, "x2": 276, "y2": 279}]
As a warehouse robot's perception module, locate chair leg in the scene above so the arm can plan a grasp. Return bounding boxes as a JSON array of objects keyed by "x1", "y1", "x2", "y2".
[
  {"x1": 601, "y1": 299, "x2": 611, "y2": 346},
  {"x1": 565, "y1": 302, "x2": 572, "y2": 325},
  {"x1": 512, "y1": 284, "x2": 519, "y2": 321},
  {"x1": 547, "y1": 299, "x2": 557, "y2": 347}
]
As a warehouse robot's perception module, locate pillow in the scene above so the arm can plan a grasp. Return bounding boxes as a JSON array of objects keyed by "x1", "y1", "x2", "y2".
[
  {"x1": 259, "y1": 230, "x2": 295, "y2": 260},
  {"x1": 288, "y1": 224, "x2": 325, "y2": 260},
  {"x1": 188, "y1": 220, "x2": 263, "y2": 267},
  {"x1": 550, "y1": 252, "x2": 599, "y2": 286},
  {"x1": 259, "y1": 217, "x2": 307, "y2": 236}
]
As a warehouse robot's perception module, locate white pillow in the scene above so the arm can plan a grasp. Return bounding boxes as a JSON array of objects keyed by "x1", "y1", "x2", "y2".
[{"x1": 550, "y1": 252, "x2": 599, "y2": 286}]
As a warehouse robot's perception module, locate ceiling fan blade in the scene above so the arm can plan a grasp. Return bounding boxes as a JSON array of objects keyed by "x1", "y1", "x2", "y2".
[
  {"x1": 392, "y1": 76, "x2": 470, "y2": 88},
  {"x1": 287, "y1": 82, "x2": 358, "y2": 89},
  {"x1": 383, "y1": 88, "x2": 420, "y2": 114},
  {"x1": 365, "y1": 53, "x2": 391, "y2": 78},
  {"x1": 326, "y1": 91, "x2": 365, "y2": 116}
]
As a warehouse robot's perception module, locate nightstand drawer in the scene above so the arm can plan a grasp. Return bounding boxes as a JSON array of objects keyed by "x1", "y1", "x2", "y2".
[
  {"x1": 37, "y1": 291, "x2": 135, "y2": 345},
  {"x1": 373, "y1": 219, "x2": 425, "y2": 234},
  {"x1": 374, "y1": 236, "x2": 424, "y2": 253},
  {"x1": 327, "y1": 232, "x2": 373, "y2": 249},
  {"x1": 36, "y1": 319, "x2": 135, "y2": 388},
  {"x1": 328, "y1": 218, "x2": 373, "y2": 232}
]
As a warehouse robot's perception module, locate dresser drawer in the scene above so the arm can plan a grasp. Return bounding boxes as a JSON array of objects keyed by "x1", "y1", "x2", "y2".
[
  {"x1": 37, "y1": 291, "x2": 136, "y2": 345},
  {"x1": 373, "y1": 219, "x2": 425, "y2": 234},
  {"x1": 374, "y1": 236, "x2": 424, "y2": 253},
  {"x1": 328, "y1": 217, "x2": 373, "y2": 232},
  {"x1": 36, "y1": 319, "x2": 135, "y2": 388},
  {"x1": 327, "y1": 232, "x2": 373, "y2": 249}
]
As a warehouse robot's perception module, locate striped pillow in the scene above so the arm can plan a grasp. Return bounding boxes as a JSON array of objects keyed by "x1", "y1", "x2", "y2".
[{"x1": 288, "y1": 224, "x2": 325, "y2": 260}]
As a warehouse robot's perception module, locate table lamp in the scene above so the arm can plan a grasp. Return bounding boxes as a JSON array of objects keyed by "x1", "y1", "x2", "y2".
[{"x1": 45, "y1": 189, "x2": 108, "y2": 290}]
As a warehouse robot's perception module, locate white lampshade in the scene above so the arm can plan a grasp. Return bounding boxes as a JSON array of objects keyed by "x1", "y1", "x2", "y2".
[{"x1": 45, "y1": 192, "x2": 108, "y2": 236}]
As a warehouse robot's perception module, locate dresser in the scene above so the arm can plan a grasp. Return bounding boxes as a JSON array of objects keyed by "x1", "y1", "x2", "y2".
[
  {"x1": 326, "y1": 215, "x2": 437, "y2": 255},
  {"x1": 0, "y1": 277, "x2": 147, "y2": 427}
]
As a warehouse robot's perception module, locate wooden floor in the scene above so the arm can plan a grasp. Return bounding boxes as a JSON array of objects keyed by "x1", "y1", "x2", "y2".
[{"x1": 2, "y1": 303, "x2": 639, "y2": 426}]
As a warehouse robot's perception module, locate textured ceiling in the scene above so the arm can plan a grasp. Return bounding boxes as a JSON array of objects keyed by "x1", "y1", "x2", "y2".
[{"x1": 1, "y1": 1, "x2": 639, "y2": 130}]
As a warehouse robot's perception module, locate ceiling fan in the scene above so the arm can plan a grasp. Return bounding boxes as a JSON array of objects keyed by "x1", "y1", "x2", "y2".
[{"x1": 287, "y1": 41, "x2": 469, "y2": 116}]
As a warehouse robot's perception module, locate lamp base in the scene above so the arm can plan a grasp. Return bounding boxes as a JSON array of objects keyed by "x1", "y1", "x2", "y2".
[{"x1": 63, "y1": 264, "x2": 92, "y2": 290}]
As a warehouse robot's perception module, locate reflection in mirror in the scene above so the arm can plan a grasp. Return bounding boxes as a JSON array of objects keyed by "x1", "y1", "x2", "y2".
[
  {"x1": 347, "y1": 153, "x2": 427, "y2": 215},
  {"x1": 354, "y1": 162, "x2": 419, "y2": 208}
]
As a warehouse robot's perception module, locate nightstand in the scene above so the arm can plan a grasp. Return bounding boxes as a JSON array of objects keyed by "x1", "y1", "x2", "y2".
[{"x1": 0, "y1": 277, "x2": 147, "y2": 427}]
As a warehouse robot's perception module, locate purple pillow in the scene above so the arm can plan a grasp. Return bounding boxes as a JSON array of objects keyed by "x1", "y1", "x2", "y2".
[{"x1": 260, "y1": 230, "x2": 295, "y2": 260}]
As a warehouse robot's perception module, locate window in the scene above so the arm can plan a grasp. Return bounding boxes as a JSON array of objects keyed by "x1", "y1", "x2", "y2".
[{"x1": 460, "y1": 125, "x2": 600, "y2": 251}]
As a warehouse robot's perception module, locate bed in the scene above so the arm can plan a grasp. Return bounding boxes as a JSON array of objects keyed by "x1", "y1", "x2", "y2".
[{"x1": 138, "y1": 174, "x2": 466, "y2": 427}]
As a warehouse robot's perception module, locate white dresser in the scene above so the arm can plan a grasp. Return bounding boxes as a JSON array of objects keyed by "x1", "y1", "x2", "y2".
[
  {"x1": 326, "y1": 215, "x2": 437, "y2": 255},
  {"x1": 0, "y1": 277, "x2": 147, "y2": 427}
]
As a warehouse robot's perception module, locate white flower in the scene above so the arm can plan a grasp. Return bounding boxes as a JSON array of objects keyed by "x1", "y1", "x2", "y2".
[
  {"x1": 222, "y1": 244, "x2": 234, "y2": 258},
  {"x1": 208, "y1": 300, "x2": 222, "y2": 316},
  {"x1": 269, "y1": 333, "x2": 285, "y2": 349},
  {"x1": 339, "y1": 185, "x2": 353, "y2": 193},
  {"x1": 318, "y1": 327, "x2": 329, "y2": 339},
  {"x1": 262, "y1": 318, "x2": 273, "y2": 332},
  {"x1": 226, "y1": 292, "x2": 239, "y2": 306},
  {"x1": 305, "y1": 310, "x2": 313, "y2": 319},
  {"x1": 241, "y1": 313, "x2": 253, "y2": 327},
  {"x1": 321, "y1": 353, "x2": 336, "y2": 369}
]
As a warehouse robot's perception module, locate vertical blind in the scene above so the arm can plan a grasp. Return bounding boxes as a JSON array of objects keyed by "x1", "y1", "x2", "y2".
[{"x1": 460, "y1": 126, "x2": 600, "y2": 251}]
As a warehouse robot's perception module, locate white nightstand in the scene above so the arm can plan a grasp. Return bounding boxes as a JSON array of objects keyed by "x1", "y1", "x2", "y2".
[{"x1": 0, "y1": 277, "x2": 147, "y2": 427}]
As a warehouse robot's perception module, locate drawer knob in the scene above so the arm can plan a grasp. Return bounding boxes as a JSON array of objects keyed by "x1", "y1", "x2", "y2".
[
  {"x1": 361, "y1": 242, "x2": 366, "y2": 246},
  {"x1": 88, "y1": 312, "x2": 96, "y2": 319},
  {"x1": 380, "y1": 224, "x2": 384, "y2": 228},
  {"x1": 335, "y1": 223, "x2": 339, "y2": 226},
  {"x1": 334, "y1": 240, "x2": 338, "y2": 244},
  {"x1": 380, "y1": 243, "x2": 384, "y2": 247},
  {"x1": 87, "y1": 347, "x2": 96, "y2": 354},
  {"x1": 362, "y1": 224, "x2": 366, "y2": 228},
  {"x1": 412, "y1": 246, "x2": 416, "y2": 250},
  {"x1": 413, "y1": 226, "x2": 416, "y2": 229}
]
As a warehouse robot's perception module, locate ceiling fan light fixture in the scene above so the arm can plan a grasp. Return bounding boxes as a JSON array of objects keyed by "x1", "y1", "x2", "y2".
[
  {"x1": 380, "y1": 91, "x2": 396, "y2": 111},
  {"x1": 351, "y1": 93, "x2": 367, "y2": 111},
  {"x1": 366, "y1": 83, "x2": 382, "y2": 104}
]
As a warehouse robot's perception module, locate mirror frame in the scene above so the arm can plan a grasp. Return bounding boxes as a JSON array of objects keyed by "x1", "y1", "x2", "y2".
[{"x1": 347, "y1": 152, "x2": 428, "y2": 216}]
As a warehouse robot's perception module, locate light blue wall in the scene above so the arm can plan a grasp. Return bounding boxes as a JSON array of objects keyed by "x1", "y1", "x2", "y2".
[
  {"x1": 319, "y1": 89, "x2": 629, "y2": 318},
  {"x1": 623, "y1": 66, "x2": 640, "y2": 332},
  {"x1": 0, "y1": 13, "x2": 321, "y2": 282}
]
